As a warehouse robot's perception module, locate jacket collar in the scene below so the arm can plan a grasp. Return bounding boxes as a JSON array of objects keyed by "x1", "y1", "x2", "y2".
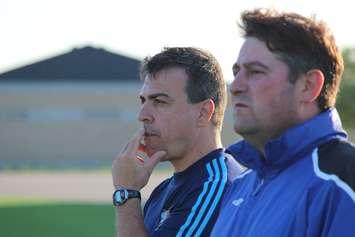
[{"x1": 227, "y1": 108, "x2": 347, "y2": 177}]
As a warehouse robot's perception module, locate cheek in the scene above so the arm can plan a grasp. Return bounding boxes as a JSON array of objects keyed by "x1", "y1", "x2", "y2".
[
  {"x1": 159, "y1": 106, "x2": 196, "y2": 137},
  {"x1": 256, "y1": 86, "x2": 295, "y2": 121},
  {"x1": 251, "y1": 85, "x2": 283, "y2": 118},
  {"x1": 252, "y1": 77, "x2": 290, "y2": 103},
  {"x1": 252, "y1": 85, "x2": 275, "y2": 108},
  {"x1": 165, "y1": 118, "x2": 189, "y2": 137}
]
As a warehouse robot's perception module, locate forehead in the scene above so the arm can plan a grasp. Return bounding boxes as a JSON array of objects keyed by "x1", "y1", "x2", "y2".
[
  {"x1": 139, "y1": 67, "x2": 188, "y2": 97},
  {"x1": 237, "y1": 37, "x2": 283, "y2": 67}
]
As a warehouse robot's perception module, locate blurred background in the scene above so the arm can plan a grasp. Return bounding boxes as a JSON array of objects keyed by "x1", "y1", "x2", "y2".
[{"x1": 0, "y1": 0, "x2": 354, "y2": 236}]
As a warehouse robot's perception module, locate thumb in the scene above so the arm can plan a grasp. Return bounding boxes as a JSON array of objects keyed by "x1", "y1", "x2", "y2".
[{"x1": 144, "y1": 150, "x2": 167, "y2": 172}]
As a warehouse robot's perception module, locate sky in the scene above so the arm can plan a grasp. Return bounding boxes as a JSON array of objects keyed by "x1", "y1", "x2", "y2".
[{"x1": 1, "y1": 0, "x2": 354, "y2": 82}]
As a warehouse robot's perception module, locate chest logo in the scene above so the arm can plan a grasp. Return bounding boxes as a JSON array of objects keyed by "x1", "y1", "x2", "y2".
[
  {"x1": 156, "y1": 209, "x2": 171, "y2": 229},
  {"x1": 232, "y1": 198, "x2": 244, "y2": 207}
]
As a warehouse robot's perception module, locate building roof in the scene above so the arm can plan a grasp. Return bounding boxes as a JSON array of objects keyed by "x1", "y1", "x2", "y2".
[{"x1": 0, "y1": 46, "x2": 142, "y2": 81}]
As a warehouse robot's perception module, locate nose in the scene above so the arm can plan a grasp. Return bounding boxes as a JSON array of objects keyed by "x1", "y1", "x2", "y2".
[
  {"x1": 138, "y1": 103, "x2": 153, "y2": 124},
  {"x1": 230, "y1": 71, "x2": 247, "y2": 96}
]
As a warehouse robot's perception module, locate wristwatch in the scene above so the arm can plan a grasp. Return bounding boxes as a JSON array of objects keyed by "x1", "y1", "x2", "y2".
[{"x1": 113, "y1": 189, "x2": 141, "y2": 206}]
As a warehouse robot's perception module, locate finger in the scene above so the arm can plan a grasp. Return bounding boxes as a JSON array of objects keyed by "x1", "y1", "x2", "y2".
[
  {"x1": 135, "y1": 153, "x2": 145, "y2": 163},
  {"x1": 136, "y1": 142, "x2": 148, "y2": 162},
  {"x1": 144, "y1": 150, "x2": 167, "y2": 172},
  {"x1": 126, "y1": 128, "x2": 145, "y2": 155},
  {"x1": 120, "y1": 142, "x2": 130, "y2": 153},
  {"x1": 119, "y1": 129, "x2": 143, "y2": 154}
]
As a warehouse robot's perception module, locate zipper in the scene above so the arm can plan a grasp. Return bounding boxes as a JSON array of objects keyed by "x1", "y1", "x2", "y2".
[{"x1": 252, "y1": 178, "x2": 264, "y2": 196}]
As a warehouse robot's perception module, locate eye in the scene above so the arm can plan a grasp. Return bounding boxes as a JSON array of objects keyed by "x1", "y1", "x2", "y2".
[
  {"x1": 250, "y1": 69, "x2": 264, "y2": 74},
  {"x1": 246, "y1": 68, "x2": 266, "y2": 77},
  {"x1": 232, "y1": 65, "x2": 240, "y2": 77},
  {"x1": 139, "y1": 96, "x2": 146, "y2": 104},
  {"x1": 153, "y1": 98, "x2": 166, "y2": 105},
  {"x1": 139, "y1": 96, "x2": 145, "y2": 104}
]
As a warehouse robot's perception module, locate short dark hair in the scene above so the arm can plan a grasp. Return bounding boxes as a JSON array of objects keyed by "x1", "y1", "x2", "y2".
[
  {"x1": 140, "y1": 47, "x2": 227, "y2": 129},
  {"x1": 240, "y1": 9, "x2": 344, "y2": 110}
]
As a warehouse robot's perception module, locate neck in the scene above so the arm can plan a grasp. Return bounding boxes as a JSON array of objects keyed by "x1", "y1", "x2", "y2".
[
  {"x1": 243, "y1": 135, "x2": 268, "y2": 156},
  {"x1": 171, "y1": 129, "x2": 223, "y2": 172},
  {"x1": 244, "y1": 105, "x2": 321, "y2": 156}
]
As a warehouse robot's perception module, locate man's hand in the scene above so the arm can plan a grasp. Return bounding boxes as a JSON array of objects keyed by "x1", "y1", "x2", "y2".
[{"x1": 112, "y1": 129, "x2": 167, "y2": 190}]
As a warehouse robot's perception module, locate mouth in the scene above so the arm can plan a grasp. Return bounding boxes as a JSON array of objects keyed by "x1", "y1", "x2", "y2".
[
  {"x1": 143, "y1": 130, "x2": 160, "y2": 156},
  {"x1": 144, "y1": 132, "x2": 158, "y2": 137},
  {"x1": 143, "y1": 125, "x2": 159, "y2": 136},
  {"x1": 143, "y1": 128, "x2": 160, "y2": 141},
  {"x1": 234, "y1": 102, "x2": 248, "y2": 108}
]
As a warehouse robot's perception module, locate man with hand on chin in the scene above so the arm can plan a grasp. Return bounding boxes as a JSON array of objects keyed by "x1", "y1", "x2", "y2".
[{"x1": 112, "y1": 47, "x2": 242, "y2": 237}]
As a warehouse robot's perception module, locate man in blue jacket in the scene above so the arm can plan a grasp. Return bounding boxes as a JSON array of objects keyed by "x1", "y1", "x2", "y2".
[{"x1": 212, "y1": 9, "x2": 355, "y2": 236}]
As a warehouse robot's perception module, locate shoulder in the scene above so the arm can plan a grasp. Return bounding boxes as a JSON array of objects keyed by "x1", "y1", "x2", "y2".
[
  {"x1": 150, "y1": 177, "x2": 172, "y2": 195},
  {"x1": 203, "y1": 150, "x2": 245, "y2": 184},
  {"x1": 145, "y1": 177, "x2": 172, "y2": 204},
  {"x1": 175, "y1": 153, "x2": 234, "y2": 210},
  {"x1": 317, "y1": 140, "x2": 355, "y2": 189},
  {"x1": 312, "y1": 139, "x2": 355, "y2": 200}
]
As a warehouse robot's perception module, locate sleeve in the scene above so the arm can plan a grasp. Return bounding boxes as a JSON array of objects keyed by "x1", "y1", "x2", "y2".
[
  {"x1": 307, "y1": 141, "x2": 355, "y2": 236},
  {"x1": 306, "y1": 182, "x2": 355, "y2": 237}
]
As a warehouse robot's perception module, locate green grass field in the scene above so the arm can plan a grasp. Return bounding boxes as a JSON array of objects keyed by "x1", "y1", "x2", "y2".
[{"x1": 0, "y1": 200, "x2": 115, "y2": 237}]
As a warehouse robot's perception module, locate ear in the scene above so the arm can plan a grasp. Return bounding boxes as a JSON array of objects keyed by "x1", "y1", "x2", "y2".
[
  {"x1": 297, "y1": 69, "x2": 324, "y2": 103},
  {"x1": 196, "y1": 99, "x2": 215, "y2": 127}
]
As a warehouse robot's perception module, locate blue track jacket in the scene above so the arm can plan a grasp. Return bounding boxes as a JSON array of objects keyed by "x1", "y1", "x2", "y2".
[
  {"x1": 144, "y1": 149, "x2": 242, "y2": 237},
  {"x1": 211, "y1": 109, "x2": 355, "y2": 237}
]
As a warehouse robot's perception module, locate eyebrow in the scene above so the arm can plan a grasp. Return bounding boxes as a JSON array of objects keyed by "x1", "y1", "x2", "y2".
[
  {"x1": 139, "y1": 93, "x2": 171, "y2": 101},
  {"x1": 148, "y1": 93, "x2": 170, "y2": 100},
  {"x1": 233, "y1": 61, "x2": 271, "y2": 72}
]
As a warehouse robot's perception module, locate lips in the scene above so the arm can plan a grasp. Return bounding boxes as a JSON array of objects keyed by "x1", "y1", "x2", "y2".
[
  {"x1": 231, "y1": 95, "x2": 249, "y2": 108},
  {"x1": 144, "y1": 131, "x2": 158, "y2": 137},
  {"x1": 232, "y1": 100, "x2": 250, "y2": 109},
  {"x1": 143, "y1": 127, "x2": 160, "y2": 137},
  {"x1": 234, "y1": 102, "x2": 248, "y2": 108},
  {"x1": 143, "y1": 129, "x2": 160, "y2": 156}
]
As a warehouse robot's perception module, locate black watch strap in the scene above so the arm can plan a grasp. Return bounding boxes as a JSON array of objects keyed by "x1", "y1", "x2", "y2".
[{"x1": 113, "y1": 189, "x2": 141, "y2": 206}]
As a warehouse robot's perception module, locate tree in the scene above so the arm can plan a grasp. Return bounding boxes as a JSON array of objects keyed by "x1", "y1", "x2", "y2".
[{"x1": 337, "y1": 47, "x2": 355, "y2": 128}]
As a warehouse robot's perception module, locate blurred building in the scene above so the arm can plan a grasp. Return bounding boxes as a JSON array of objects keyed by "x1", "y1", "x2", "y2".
[{"x1": 0, "y1": 46, "x2": 143, "y2": 168}]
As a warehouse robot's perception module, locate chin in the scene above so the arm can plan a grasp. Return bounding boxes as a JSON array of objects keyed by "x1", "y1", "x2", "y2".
[
  {"x1": 146, "y1": 146, "x2": 165, "y2": 158},
  {"x1": 146, "y1": 149, "x2": 156, "y2": 157},
  {"x1": 234, "y1": 123, "x2": 256, "y2": 136},
  {"x1": 160, "y1": 155, "x2": 170, "y2": 162},
  {"x1": 233, "y1": 121, "x2": 245, "y2": 132}
]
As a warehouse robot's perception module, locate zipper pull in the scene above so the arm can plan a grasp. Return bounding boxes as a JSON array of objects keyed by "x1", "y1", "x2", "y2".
[{"x1": 253, "y1": 178, "x2": 264, "y2": 196}]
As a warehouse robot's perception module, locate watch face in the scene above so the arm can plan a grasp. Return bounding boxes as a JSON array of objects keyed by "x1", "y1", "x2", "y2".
[
  {"x1": 114, "y1": 191, "x2": 123, "y2": 203},
  {"x1": 113, "y1": 189, "x2": 128, "y2": 206}
]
